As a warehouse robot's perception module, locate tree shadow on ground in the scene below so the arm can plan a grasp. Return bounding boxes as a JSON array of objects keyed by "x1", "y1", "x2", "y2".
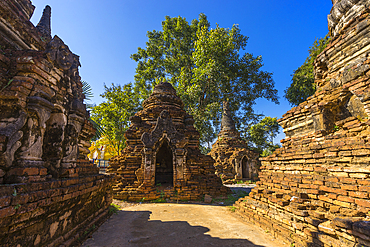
[{"x1": 82, "y1": 210, "x2": 272, "y2": 247}]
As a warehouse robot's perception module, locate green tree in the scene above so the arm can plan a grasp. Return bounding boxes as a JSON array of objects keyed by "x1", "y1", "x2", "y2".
[
  {"x1": 285, "y1": 35, "x2": 330, "y2": 106},
  {"x1": 248, "y1": 116, "x2": 280, "y2": 156},
  {"x1": 131, "y1": 14, "x2": 279, "y2": 144},
  {"x1": 90, "y1": 83, "x2": 142, "y2": 156}
]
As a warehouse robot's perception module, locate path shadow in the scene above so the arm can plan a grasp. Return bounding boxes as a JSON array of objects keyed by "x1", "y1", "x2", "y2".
[{"x1": 82, "y1": 210, "x2": 273, "y2": 247}]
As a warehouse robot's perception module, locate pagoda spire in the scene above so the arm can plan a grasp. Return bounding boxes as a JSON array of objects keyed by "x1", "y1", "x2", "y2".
[
  {"x1": 221, "y1": 101, "x2": 236, "y2": 131},
  {"x1": 36, "y1": 5, "x2": 52, "y2": 42},
  {"x1": 219, "y1": 101, "x2": 239, "y2": 138}
]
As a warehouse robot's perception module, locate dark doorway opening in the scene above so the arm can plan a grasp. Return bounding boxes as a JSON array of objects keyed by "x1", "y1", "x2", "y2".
[
  {"x1": 241, "y1": 156, "x2": 250, "y2": 179},
  {"x1": 155, "y1": 140, "x2": 173, "y2": 187}
]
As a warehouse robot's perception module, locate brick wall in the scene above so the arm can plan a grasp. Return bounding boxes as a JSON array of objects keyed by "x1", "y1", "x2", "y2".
[
  {"x1": 0, "y1": 173, "x2": 113, "y2": 246},
  {"x1": 234, "y1": 1, "x2": 370, "y2": 246}
]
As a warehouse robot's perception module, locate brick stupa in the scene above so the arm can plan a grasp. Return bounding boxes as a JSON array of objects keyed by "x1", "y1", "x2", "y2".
[
  {"x1": 108, "y1": 81, "x2": 231, "y2": 201},
  {"x1": 209, "y1": 101, "x2": 259, "y2": 183},
  {"x1": 234, "y1": 1, "x2": 370, "y2": 246}
]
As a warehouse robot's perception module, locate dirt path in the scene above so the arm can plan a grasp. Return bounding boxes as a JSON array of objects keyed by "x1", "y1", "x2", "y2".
[{"x1": 82, "y1": 200, "x2": 285, "y2": 247}]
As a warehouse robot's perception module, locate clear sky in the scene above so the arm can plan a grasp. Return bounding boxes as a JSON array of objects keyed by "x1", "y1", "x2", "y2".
[{"x1": 29, "y1": 0, "x2": 333, "y2": 143}]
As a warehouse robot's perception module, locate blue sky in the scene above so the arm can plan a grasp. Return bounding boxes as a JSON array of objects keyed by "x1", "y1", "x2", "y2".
[{"x1": 29, "y1": 0, "x2": 333, "y2": 143}]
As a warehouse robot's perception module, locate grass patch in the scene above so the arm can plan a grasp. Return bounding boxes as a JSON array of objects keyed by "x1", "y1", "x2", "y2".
[
  {"x1": 108, "y1": 203, "x2": 121, "y2": 215},
  {"x1": 152, "y1": 190, "x2": 166, "y2": 203},
  {"x1": 83, "y1": 224, "x2": 96, "y2": 236},
  {"x1": 213, "y1": 190, "x2": 249, "y2": 206},
  {"x1": 152, "y1": 198, "x2": 166, "y2": 203}
]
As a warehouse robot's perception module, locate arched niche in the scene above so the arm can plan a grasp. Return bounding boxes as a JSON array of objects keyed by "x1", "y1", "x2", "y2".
[
  {"x1": 154, "y1": 139, "x2": 174, "y2": 186},
  {"x1": 241, "y1": 156, "x2": 251, "y2": 179}
]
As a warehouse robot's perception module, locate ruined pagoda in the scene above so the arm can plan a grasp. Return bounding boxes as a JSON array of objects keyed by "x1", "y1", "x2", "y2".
[
  {"x1": 108, "y1": 81, "x2": 231, "y2": 201},
  {"x1": 0, "y1": 2, "x2": 113, "y2": 246},
  {"x1": 209, "y1": 101, "x2": 259, "y2": 183},
  {"x1": 235, "y1": 0, "x2": 370, "y2": 246}
]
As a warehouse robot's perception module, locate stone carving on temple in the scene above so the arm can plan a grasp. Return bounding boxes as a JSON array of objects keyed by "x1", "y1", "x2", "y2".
[
  {"x1": 0, "y1": 3, "x2": 97, "y2": 182},
  {"x1": 108, "y1": 81, "x2": 231, "y2": 201},
  {"x1": 209, "y1": 101, "x2": 259, "y2": 183},
  {"x1": 0, "y1": 2, "x2": 113, "y2": 245},
  {"x1": 234, "y1": 1, "x2": 370, "y2": 246}
]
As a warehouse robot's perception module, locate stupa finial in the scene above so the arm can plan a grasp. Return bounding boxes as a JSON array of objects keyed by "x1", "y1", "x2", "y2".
[
  {"x1": 221, "y1": 101, "x2": 236, "y2": 132},
  {"x1": 36, "y1": 5, "x2": 52, "y2": 42}
]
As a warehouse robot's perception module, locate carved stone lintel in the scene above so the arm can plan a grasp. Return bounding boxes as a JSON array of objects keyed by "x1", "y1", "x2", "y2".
[{"x1": 141, "y1": 110, "x2": 185, "y2": 149}]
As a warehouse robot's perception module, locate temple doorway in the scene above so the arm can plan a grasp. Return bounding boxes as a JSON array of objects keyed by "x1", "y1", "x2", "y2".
[
  {"x1": 241, "y1": 156, "x2": 250, "y2": 179},
  {"x1": 155, "y1": 140, "x2": 174, "y2": 187}
]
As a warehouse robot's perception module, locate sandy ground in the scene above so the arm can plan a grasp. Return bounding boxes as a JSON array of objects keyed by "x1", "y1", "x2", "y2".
[{"x1": 82, "y1": 198, "x2": 286, "y2": 247}]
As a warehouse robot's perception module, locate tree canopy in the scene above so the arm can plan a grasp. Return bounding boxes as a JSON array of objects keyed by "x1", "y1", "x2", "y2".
[
  {"x1": 131, "y1": 14, "x2": 279, "y2": 145},
  {"x1": 247, "y1": 116, "x2": 280, "y2": 156},
  {"x1": 90, "y1": 83, "x2": 141, "y2": 156},
  {"x1": 284, "y1": 35, "x2": 330, "y2": 106}
]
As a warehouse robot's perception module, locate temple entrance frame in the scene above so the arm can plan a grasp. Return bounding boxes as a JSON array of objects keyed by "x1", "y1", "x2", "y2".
[
  {"x1": 142, "y1": 134, "x2": 187, "y2": 188},
  {"x1": 154, "y1": 138, "x2": 174, "y2": 186}
]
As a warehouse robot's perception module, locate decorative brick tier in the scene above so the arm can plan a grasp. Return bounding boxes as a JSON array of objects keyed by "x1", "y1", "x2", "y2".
[
  {"x1": 0, "y1": 1, "x2": 113, "y2": 246},
  {"x1": 235, "y1": 1, "x2": 370, "y2": 246}
]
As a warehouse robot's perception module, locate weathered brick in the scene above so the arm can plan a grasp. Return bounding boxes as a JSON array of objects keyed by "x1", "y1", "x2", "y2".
[
  {"x1": 339, "y1": 177, "x2": 358, "y2": 184},
  {"x1": 326, "y1": 176, "x2": 339, "y2": 183},
  {"x1": 331, "y1": 172, "x2": 349, "y2": 177},
  {"x1": 318, "y1": 194, "x2": 332, "y2": 203},
  {"x1": 319, "y1": 186, "x2": 347, "y2": 195},
  {"x1": 314, "y1": 166, "x2": 327, "y2": 172},
  {"x1": 348, "y1": 173, "x2": 368, "y2": 179},
  {"x1": 333, "y1": 199, "x2": 352, "y2": 208},
  {"x1": 358, "y1": 180, "x2": 370, "y2": 186},
  {"x1": 0, "y1": 196, "x2": 11, "y2": 208},
  {"x1": 326, "y1": 181, "x2": 341, "y2": 188},
  {"x1": 359, "y1": 186, "x2": 370, "y2": 193},
  {"x1": 341, "y1": 184, "x2": 358, "y2": 191},
  {"x1": 355, "y1": 198, "x2": 370, "y2": 208},
  {"x1": 328, "y1": 193, "x2": 338, "y2": 199},
  {"x1": 329, "y1": 205, "x2": 341, "y2": 213},
  {"x1": 337, "y1": 195, "x2": 355, "y2": 203},
  {"x1": 0, "y1": 206, "x2": 16, "y2": 219},
  {"x1": 348, "y1": 191, "x2": 368, "y2": 199}
]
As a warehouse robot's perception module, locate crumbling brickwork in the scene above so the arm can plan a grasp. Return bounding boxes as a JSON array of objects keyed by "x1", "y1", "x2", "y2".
[
  {"x1": 109, "y1": 81, "x2": 230, "y2": 201},
  {"x1": 235, "y1": 1, "x2": 370, "y2": 246},
  {"x1": 210, "y1": 101, "x2": 259, "y2": 183},
  {"x1": 0, "y1": 1, "x2": 113, "y2": 246}
]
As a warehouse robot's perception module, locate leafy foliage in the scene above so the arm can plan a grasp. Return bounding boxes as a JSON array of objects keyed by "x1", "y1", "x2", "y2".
[
  {"x1": 82, "y1": 80, "x2": 94, "y2": 102},
  {"x1": 285, "y1": 35, "x2": 330, "y2": 106},
  {"x1": 131, "y1": 14, "x2": 279, "y2": 145},
  {"x1": 81, "y1": 81, "x2": 104, "y2": 141},
  {"x1": 89, "y1": 118, "x2": 105, "y2": 142},
  {"x1": 90, "y1": 83, "x2": 142, "y2": 156},
  {"x1": 247, "y1": 116, "x2": 280, "y2": 155}
]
